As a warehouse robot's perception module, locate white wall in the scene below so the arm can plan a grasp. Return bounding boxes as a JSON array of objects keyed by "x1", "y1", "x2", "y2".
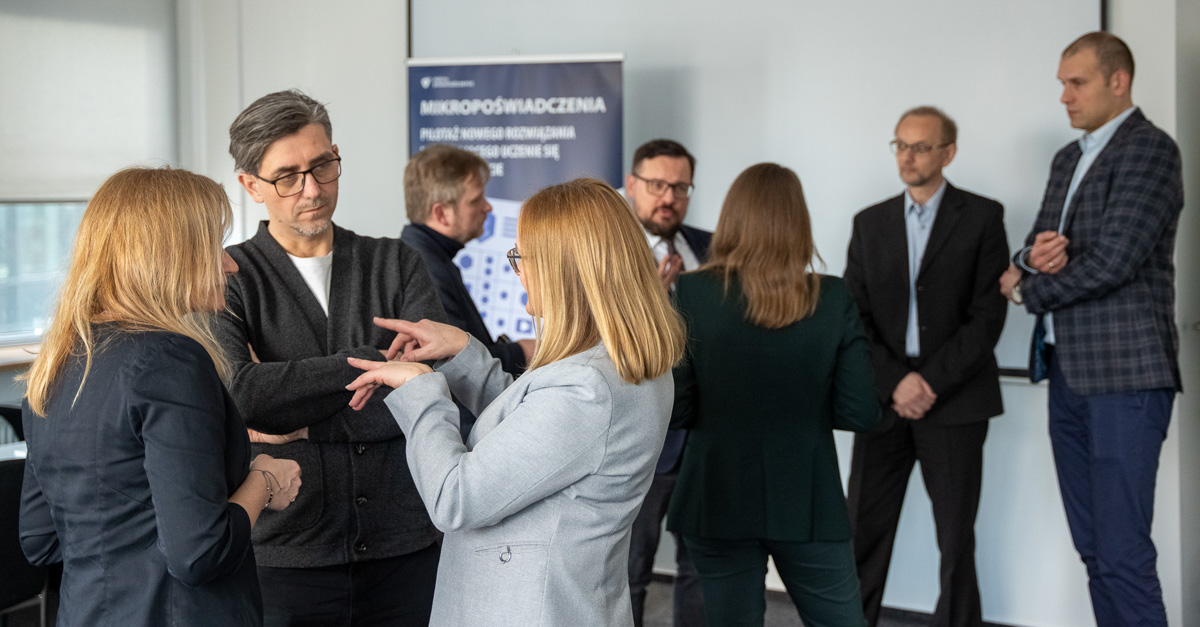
[{"x1": 179, "y1": 0, "x2": 411, "y2": 242}]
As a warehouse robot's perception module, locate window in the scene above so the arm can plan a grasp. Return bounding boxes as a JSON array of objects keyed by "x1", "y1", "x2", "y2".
[
  {"x1": 0, "y1": 0, "x2": 176, "y2": 347},
  {"x1": 0, "y1": 202, "x2": 87, "y2": 344}
]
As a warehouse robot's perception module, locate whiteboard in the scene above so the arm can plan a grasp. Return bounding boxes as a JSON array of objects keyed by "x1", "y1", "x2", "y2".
[{"x1": 412, "y1": 0, "x2": 1101, "y2": 370}]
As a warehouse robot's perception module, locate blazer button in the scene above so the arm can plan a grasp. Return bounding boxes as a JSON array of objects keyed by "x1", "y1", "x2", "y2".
[
  {"x1": 356, "y1": 496, "x2": 368, "y2": 506},
  {"x1": 920, "y1": 326, "x2": 928, "y2": 331},
  {"x1": 355, "y1": 542, "x2": 367, "y2": 554},
  {"x1": 355, "y1": 444, "x2": 366, "y2": 455}
]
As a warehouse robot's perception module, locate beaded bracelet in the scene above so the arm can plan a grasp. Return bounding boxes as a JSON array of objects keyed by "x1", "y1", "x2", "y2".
[{"x1": 257, "y1": 469, "x2": 279, "y2": 511}]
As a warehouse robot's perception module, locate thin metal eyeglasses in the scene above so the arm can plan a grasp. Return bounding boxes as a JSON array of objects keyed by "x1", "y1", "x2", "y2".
[
  {"x1": 889, "y1": 140, "x2": 952, "y2": 156},
  {"x1": 506, "y1": 247, "x2": 522, "y2": 275},
  {"x1": 256, "y1": 157, "x2": 342, "y2": 197},
  {"x1": 631, "y1": 173, "x2": 695, "y2": 199}
]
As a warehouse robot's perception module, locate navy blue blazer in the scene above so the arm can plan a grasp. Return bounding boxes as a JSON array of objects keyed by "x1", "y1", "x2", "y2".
[
  {"x1": 400, "y1": 224, "x2": 526, "y2": 375},
  {"x1": 1020, "y1": 109, "x2": 1183, "y2": 395},
  {"x1": 21, "y1": 327, "x2": 260, "y2": 626}
]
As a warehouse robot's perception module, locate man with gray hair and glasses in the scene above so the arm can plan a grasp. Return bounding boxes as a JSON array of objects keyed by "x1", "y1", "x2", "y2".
[{"x1": 220, "y1": 89, "x2": 447, "y2": 626}]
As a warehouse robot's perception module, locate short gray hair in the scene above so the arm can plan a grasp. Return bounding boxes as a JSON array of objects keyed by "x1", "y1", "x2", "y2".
[{"x1": 229, "y1": 89, "x2": 332, "y2": 174}]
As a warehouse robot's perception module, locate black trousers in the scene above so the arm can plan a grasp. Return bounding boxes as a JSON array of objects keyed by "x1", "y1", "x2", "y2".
[
  {"x1": 258, "y1": 542, "x2": 440, "y2": 627},
  {"x1": 846, "y1": 416, "x2": 988, "y2": 627}
]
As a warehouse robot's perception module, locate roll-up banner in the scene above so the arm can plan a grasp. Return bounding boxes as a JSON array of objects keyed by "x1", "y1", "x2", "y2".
[{"x1": 407, "y1": 54, "x2": 623, "y2": 341}]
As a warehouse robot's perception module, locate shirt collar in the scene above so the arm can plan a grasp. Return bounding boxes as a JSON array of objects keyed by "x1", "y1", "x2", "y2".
[
  {"x1": 904, "y1": 179, "x2": 948, "y2": 216},
  {"x1": 412, "y1": 223, "x2": 464, "y2": 257},
  {"x1": 1079, "y1": 105, "x2": 1137, "y2": 154}
]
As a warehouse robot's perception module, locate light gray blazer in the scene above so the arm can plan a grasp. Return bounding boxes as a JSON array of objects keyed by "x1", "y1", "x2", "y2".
[{"x1": 384, "y1": 337, "x2": 673, "y2": 626}]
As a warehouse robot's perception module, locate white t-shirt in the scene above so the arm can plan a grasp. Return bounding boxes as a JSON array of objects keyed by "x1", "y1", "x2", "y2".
[{"x1": 288, "y1": 251, "x2": 333, "y2": 315}]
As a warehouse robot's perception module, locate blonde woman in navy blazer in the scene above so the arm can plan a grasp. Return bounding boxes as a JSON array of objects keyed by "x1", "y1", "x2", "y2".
[
  {"x1": 344, "y1": 178, "x2": 686, "y2": 627},
  {"x1": 20, "y1": 168, "x2": 301, "y2": 626}
]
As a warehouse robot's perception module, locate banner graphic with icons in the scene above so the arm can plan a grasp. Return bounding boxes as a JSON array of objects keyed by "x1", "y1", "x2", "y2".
[{"x1": 408, "y1": 55, "x2": 623, "y2": 340}]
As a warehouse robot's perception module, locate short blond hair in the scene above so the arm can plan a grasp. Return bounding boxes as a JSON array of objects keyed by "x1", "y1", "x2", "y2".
[
  {"x1": 518, "y1": 178, "x2": 685, "y2": 383},
  {"x1": 22, "y1": 167, "x2": 233, "y2": 416},
  {"x1": 404, "y1": 144, "x2": 490, "y2": 223}
]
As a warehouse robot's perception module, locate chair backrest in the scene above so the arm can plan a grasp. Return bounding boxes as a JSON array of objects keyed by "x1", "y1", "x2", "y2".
[
  {"x1": 0, "y1": 458, "x2": 47, "y2": 610},
  {"x1": 0, "y1": 403, "x2": 22, "y2": 442}
]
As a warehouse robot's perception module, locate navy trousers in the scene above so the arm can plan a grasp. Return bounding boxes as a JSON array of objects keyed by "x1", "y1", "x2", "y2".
[{"x1": 1047, "y1": 356, "x2": 1174, "y2": 627}]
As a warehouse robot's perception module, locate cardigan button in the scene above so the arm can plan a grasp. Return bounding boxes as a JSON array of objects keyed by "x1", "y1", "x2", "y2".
[
  {"x1": 355, "y1": 542, "x2": 367, "y2": 554},
  {"x1": 355, "y1": 444, "x2": 366, "y2": 455},
  {"x1": 356, "y1": 496, "x2": 368, "y2": 506}
]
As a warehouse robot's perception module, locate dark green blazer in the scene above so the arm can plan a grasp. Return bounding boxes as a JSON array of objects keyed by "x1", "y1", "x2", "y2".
[{"x1": 667, "y1": 272, "x2": 880, "y2": 542}]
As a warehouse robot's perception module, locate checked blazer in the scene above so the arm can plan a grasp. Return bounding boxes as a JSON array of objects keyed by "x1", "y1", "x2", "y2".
[{"x1": 1020, "y1": 109, "x2": 1183, "y2": 395}]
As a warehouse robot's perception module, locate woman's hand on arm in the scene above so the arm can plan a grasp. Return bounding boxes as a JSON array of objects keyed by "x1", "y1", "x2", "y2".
[
  {"x1": 375, "y1": 317, "x2": 469, "y2": 362},
  {"x1": 345, "y1": 358, "x2": 434, "y2": 410},
  {"x1": 229, "y1": 454, "x2": 301, "y2": 526}
]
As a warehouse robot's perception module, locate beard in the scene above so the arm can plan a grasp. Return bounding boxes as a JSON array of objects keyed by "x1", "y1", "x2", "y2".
[
  {"x1": 640, "y1": 207, "x2": 681, "y2": 240},
  {"x1": 291, "y1": 197, "x2": 333, "y2": 237}
]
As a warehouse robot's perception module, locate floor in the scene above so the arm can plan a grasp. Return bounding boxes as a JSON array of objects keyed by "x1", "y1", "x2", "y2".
[{"x1": 641, "y1": 577, "x2": 1013, "y2": 627}]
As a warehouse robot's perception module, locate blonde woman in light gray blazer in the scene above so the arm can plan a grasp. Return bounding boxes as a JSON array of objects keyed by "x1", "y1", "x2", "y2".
[{"x1": 346, "y1": 178, "x2": 686, "y2": 627}]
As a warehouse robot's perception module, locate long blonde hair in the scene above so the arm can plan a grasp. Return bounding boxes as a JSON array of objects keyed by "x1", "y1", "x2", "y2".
[
  {"x1": 22, "y1": 167, "x2": 234, "y2": 416},
  {"x1": 519, "y1": 178, "x2": 685, "y2": 383},
  {"x1": 702, "y1": 162, "x2": 823, "y2": 328}
]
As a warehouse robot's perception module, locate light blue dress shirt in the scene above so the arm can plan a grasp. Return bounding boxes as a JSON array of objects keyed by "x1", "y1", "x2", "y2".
[
  {"x1": 1033, "y1": 106, "x2": 1137, "y2": 345},
  {"x1": 904, "y1": 180, "x2": 947, "y2": 357}
]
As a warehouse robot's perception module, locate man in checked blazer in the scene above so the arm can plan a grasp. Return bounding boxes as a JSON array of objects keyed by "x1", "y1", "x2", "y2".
[
  {"x1": 1001, "y1": 32, "x2": 1183, "y2": 627},
  {"x1": 844, "y1": 107, "x2": 1009, "y2": 627}
]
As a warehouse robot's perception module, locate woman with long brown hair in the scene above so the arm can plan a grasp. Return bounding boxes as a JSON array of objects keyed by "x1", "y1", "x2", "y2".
[
  {"x1": 342, "y1": 178, "x2": 685, "y2": 626},
  {"x1": 20, "y1": 167, "x2": 300, "y2": 626},
  {"x1": 667, "y1": 163, "x2": 880, "y2": 626}
]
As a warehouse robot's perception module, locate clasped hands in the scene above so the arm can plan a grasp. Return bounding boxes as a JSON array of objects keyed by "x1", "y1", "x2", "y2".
[
  {"x1": 893, "y1": 371, "x2": 937, "y2": 420},
  {"x1": 344, "y1": 318, "x2": 471, "y2": 410}
]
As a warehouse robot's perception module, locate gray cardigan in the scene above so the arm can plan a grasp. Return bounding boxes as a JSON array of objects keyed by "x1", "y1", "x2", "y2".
[
  {"x1": 218, "y1": 221, "x2": 447, "y2": 567},
  {"x1": 384, "y1": 337, "x2": 673, "y2": 627}
]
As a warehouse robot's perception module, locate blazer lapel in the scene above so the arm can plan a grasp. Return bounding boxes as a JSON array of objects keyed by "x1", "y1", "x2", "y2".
[
  {"x1": 1060, "y1": 110, "x2": 1143, "y2": 235},
  {"x1": 917, "y1": 184, "x2": 962, "y2": 278}
]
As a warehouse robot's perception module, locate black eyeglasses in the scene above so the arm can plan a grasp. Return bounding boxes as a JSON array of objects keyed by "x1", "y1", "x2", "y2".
[
  {"x1": 631, "y1": 173, "x2": 695, "y2": 199},
  {"x1": 256, "y1": 157, "x2": 342, "y2": 197},
  {"x1": 889, "y1": 140, "x2": 952, "y2": 156},
  {"x1": 506, "y1": 247, "x2": 522, "y2": 275}
]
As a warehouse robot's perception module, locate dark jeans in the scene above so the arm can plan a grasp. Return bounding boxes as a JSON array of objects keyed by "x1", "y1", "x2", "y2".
[
  {"x1": 259, "y1": 542, "x2": 440, "y2": 627},
  {"x1": 846, "y1": 417, "x2": 988, "y2": 627},
  {"x1": 628, "y1": 471, "x2": 705, "y2": 626},
  {"x1": 1048, "y1": 355, "x2": 1173, "y2": 627},
  {"x1": 683, "y1": 535, "x2": 865, "y2": 627}
]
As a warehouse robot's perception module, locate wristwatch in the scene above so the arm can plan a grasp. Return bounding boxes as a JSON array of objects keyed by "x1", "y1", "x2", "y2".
[{"x1": 1010, "y1": 281, "x2": 1023, "y2": 305}]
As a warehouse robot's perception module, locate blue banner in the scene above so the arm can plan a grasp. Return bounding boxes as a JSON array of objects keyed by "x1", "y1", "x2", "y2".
[{"x1": 408, "y1": 57, "x2": 623, "y2": 340}]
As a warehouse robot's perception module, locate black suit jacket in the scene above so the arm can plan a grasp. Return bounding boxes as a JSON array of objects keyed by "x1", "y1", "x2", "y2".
[
  {"x1": 401, "y1": 224, "x2": 526, "y2": 376},
  {"x1": 679, "y1": 225, "x2": 713, "y2": 264},
  {"x1": 844, "y1": 183, "x2": 1009, "y2": 426}
]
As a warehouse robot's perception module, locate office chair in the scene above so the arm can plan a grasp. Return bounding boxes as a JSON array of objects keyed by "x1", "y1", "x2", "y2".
[
  {"x1": 0, "y1": 404, "x2": 21, "y2": 443},
  {"x1": 0, "y1": 458, "x2": 50, "y2": 627}
]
